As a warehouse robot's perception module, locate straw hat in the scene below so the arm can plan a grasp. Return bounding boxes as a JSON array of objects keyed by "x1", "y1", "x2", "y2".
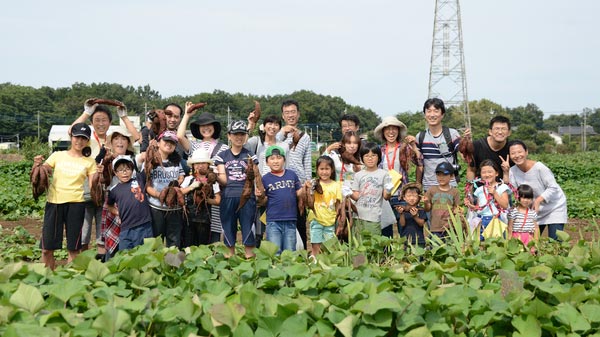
[
  {"x1": 373, "y1": 116, "x2": 407, "y2": 142},
  {"x1": 187, "y1": 149, "x2": 214, "y2": 165},
  {"x1": 107, "y1": 126, "x2": 135, "y2": 154}
]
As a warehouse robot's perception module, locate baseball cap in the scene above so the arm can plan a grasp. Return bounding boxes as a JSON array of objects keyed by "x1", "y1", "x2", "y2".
[
  {"x1": 112, "y1": 155, "x2": 134, "y2": 170},
  {"x1": 435, "y1": 162, "x2": 454, "y2": 175},
  {"x1": 265, "y1": 145, "x2": 285, "y2": 159},
  {"x1": 71, "y1": 123, "x2": 92, "y2": 139},
  {"x1": 158, "y1": 130, "x2": 179, "y2": 143},
  {"x1": 228, "y1": 120, "x2": 248, "y2": 134}
]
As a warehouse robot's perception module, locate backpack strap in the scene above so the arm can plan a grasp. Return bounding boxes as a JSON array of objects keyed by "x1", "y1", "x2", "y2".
[{"x1": 417, "y1": 130, "x2": 426, "y2": 150}]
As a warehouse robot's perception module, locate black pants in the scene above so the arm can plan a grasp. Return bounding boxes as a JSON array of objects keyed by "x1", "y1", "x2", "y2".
[{"x1": 297, "y1": 208, "x2": 307, "y2": 249}]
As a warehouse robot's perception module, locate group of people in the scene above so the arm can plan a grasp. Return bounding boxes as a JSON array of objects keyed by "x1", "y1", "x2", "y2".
[{"x1": 33, "y1": 97, "x2": 568, "y2": 268}]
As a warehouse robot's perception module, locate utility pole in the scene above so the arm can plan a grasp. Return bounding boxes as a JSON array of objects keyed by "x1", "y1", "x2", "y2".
[
  {"x1": 428, "y1": 0, "x2": 470, "y2": 129},
  {"x1": 37, "y1": 111, "x2": 40, "y2": 140},
  {"x1": 582, "y1": 108, "x2": 590, "y2": 151}
]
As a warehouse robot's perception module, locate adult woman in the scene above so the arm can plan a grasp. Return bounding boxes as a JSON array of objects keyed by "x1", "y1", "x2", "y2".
[
  {"x1": 245, "y1": 115, "x2": 289, "y2": 175},
  {"x1": 373, "y1": 116, "x2": 421, "y2": 237},
  {"x1": 178, "y1": 105, "x2": 228, "y2": 243},
  {"x1": 506, "y1": 140, "x2": 567, "y2": 240}
]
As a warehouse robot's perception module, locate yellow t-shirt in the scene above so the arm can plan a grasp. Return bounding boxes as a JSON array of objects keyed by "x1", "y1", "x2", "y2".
[
  {"x1": 313, "y1": 180, "x2": 342, "y2": 227},
  {"x1": 46, "y1": 151, "x2": 97, "y2": 204}
]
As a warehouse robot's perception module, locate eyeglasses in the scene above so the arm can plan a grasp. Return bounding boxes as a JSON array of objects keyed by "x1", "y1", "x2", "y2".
[
  {"x1": 115, "y1": 167, "x2": 132, "y2": 174},
  {"x1": 282, "y1": 110, "x2": 298, "y2": 115},
  {"x1": 491, "y1": 127, "x2": 509, "y2": 132}
]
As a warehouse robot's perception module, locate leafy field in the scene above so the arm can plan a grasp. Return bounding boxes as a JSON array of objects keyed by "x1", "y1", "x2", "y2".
[
  {"x1": 2, "y1": 229, "x2": 600, "y2": 336},
  {"x1": 1, "y1": 152, "x2": 600, "y2": 335}
]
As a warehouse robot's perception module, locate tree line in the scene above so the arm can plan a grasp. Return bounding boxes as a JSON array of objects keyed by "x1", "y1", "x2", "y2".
[{"x1": 0, "y1": 82, "x2": 598, "y2": 152}]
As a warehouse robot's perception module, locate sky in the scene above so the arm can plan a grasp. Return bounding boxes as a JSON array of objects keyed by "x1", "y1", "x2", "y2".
[{"x1": 2, "y1": 1, "x2": 598, "y2": 119}]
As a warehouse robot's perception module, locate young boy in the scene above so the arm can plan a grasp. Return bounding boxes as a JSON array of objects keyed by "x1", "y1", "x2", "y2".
[
  {"x1": 398, "y1": 183, "x2": 427, "y2": 247},
  {"x1": 214, "y1": 120, "x2": 259, "y2": 258},
  {"x1": 107, "y1": 155, "x2": 154, "y2": 251},
  {"x1": 260, "y1": 145, "x2": 303, "y2": 254},
  {"x1": 423, "y1": 162, "x2": 461, "y2": 239}
]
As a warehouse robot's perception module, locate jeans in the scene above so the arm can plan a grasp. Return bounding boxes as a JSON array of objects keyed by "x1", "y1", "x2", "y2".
[
  {"x1": 266, "y1": 221, "x2": 297, "y2": 254},
  {"x1": 150, "y1": 208, "x2": 183, "y2": 248},
  {"x1": 539, "y1": 223, "x2": 564, "y2": 241},
  {"x1": 119, "y1": 222, "x2": 153, "y2": 251}
]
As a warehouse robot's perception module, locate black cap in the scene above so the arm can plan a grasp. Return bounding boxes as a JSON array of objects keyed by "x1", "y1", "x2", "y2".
[
  {"x1": 71, "y1": 123, "x2": 91, "y2": 139},
  {"x1": 435, "y1": 162, "x2": 454, "y2": 175}
]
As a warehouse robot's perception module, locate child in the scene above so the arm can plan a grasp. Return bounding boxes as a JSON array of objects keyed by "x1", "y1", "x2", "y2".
[
  {"x1": 464, "y1": 159, "x2": 510, "y2": 239},
  {"x1": 145, "y1": 130, "x2": 185, "y2": 248},
  {"x1": 306, "y1": 156, "x2": 341, "y2": 255},
  {"x1": 261, "y1": 145, "x2": 302, "y2": 254},
  {"x1": 398, "y1": 183, "x2": 427, "y2": 247},
  {"x1": 323, "y1": 130, "x2": 362, "y2": 184},
  {"x1": 34, "y1": 123, "x2": 97, "y2": 269},
  {"x1": 214, "y1": 120, "x2": 259, "y2": 258},
  {"x1": 345, "y1": 142, "x2": 392, "y2": 236},
  {"x1": 507, "y1": 184, "x2": 539, "y2": 251},
  {"x1": 107, "y1": 156, "x2": 154, "y2": 252},
  {"x1": 181, "y1": 149, "x2": 221, "y2": 246},
  {"x1": 423, "y1": 162, "x2": 461, "y2": 239}
]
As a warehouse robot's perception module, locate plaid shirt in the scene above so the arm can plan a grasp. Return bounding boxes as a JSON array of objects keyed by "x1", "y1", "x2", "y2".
[{"x1": 101, "y1": 201, "x2": 120, "y2": 254}]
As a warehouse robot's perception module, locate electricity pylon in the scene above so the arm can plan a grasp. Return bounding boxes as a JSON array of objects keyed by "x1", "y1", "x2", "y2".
[{"x1": 428, "y1": 0, "x2": 471, "y2": 129}]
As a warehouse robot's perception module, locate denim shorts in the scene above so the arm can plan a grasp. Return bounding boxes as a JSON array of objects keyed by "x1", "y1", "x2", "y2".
[{"x1": 310, "y1": 220, "x2": 335, "y2": 244}]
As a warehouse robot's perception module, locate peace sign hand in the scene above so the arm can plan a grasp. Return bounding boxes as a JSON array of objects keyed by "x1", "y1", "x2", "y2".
[{"x1": 499, "y1": 154, "x2": 510, "y2": 172}]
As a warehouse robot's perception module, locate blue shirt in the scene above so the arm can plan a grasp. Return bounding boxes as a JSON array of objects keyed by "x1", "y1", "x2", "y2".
[
  {"x1": 262, "y1": 170, "x2": 301, "y2": 222},
  {"x1": 107, "y1": 175, "x2": 152, "y2": 230}
]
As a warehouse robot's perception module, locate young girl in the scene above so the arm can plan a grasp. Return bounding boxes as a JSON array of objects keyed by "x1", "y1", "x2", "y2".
[
  {"x1": 145, "y1": 130, "x2": 185, "y2": 248},
  {"x1": 464, "y1": 159, "x2": 510, "y2": 240},
  {"x1": 306, "y1": 156, "x2": 341, "y2": 255},
  {"x1": 508, "y1": 184, "x2": 539, "y2": 251},
  {"x1": 214, "y1": 120, "x2": 259, "y2": 259},
  {"x1": 181, "y1": 149, "x2": 221, "y2": 247},
  {"x1": 346, "y1": 142, "x2": 392, "y2": 236},
  {"x1": 178, "y1": 103, "x2": 229, "y2": 243},
  {"x1": 34, "y1": 123, "x2": 97, "y2": 269},
  {"x1": 323, "y1": 130, "x2": 362, "y2": 184}
]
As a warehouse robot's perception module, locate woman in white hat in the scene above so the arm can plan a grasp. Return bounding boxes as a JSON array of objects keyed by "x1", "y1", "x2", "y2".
[
  {"x1": 180, "y1": 149, "x2": 221, "y2": 246},
  {"x1": 373, "y1": 116, "x2": 422, "y2": 238},
  {"x1": 96, "y1": 125, "x2": 141, "y2": 261}
]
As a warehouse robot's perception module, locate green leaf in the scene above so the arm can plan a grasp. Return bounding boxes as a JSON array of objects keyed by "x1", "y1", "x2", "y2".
[
  {"x1": 527, "y1": 265, "x2": 553, "y2": 281},
  {"x1": 233, "y1": 321, "x2": 255, "y2": 337},
  {"x1": 283, "y1": 263, "x2": 310, "y2": 279},
  {"x1": 164, "y1": 251, "x2": 186, "y2": 267},
  {"x1": 352, "y1": 292, "x2": 401, "y2": 315},
  {"x1": 404, "y1": 326, "x2": 432, "y2": 337},
  {"x1": 44, "y1": 279, "x2": 86, "y2": 303},
  {"x1": 3, "y1": 323, "x2": 60, "y2": 337},
  {"x1": 85, "y1": 258, "x2": 110, "y2": 282},
  {"x1": 579, "y1": 303, "x2": 600, "y2": 323},
  {"x1": 258, "y1": 240, "x2": 279, "y2": 257},
  {"x1": 553, "y1": 303, "x2": 591, "y2": 332},
  {"x1": 9, "y1": 283, "x2": 44, "y2": 314},
  {"x1": 210, "y1": 302, "x2": 246, "y2": 330},
  {"x1": 512, "y1": 314, "x2": 541, "y2": 337},
  {"x1": 280, "y1": 313, "x2": 309, "y2": 336},
  {"x1": 91, "y1": 306, "x2": 132, "y2": 335},
  {"x1": 334, "y1": 314, "x2": 358, "y2": 337}
]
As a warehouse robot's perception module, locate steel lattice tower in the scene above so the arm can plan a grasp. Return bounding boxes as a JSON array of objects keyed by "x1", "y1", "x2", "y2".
[{"x1": 428, "y1": 0, "x2": 471, "y2": 129}]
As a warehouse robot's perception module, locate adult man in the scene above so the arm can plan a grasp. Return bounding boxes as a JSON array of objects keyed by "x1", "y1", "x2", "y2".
[
  {"x1": 466, "y1": 116, "x2": 514, "y2": 181},
  {"x1": 276, "y1": 99, "x2": 312, "y2": 249},
  {"x1": 141, "y1": 103, "x2": 189, "y2": 173},
  {"x1": 339, "y1": 114, "x2": 361, "y2": 134},
  {"x1": 415, "y1": 98, "x2": 461, "y2": 191}
]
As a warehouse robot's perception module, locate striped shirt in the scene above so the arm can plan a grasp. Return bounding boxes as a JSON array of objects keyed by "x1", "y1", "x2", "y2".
[
  {"x1": 508, "y1": 208, "x2": 538, "y2": 233},
  {"x1": 277, "y1": 131, "x2": 312, "y2": 183},
  {"x1": 417, "y1": 128, "x2": 460, "y2": 188}
]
